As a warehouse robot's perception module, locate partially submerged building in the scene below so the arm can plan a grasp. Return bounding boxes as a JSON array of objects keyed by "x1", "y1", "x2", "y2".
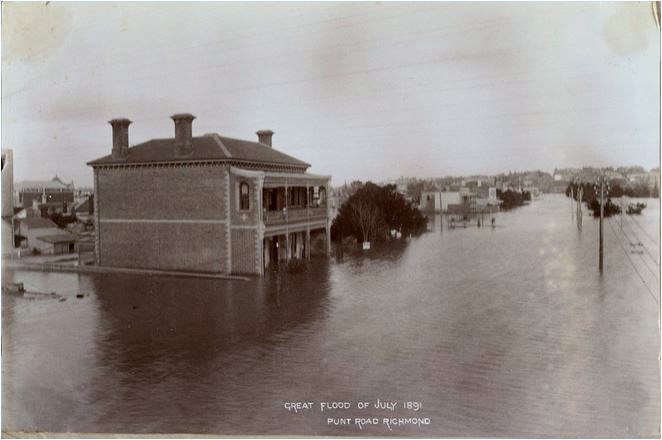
[{"x1": 87, "y1": 114, "x2": 331, "y2": 275}]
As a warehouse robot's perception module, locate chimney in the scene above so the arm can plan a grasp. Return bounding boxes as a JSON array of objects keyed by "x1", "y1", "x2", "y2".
[
  {"x1": 256, "y1": 130, "x2": 274, "y2": 147},
  {"x1": 109, "y1": 118, "x2": 132, "y2": 159},
  {"x1": 171, "y1": 113, "x2": 196, "y2": 157}
]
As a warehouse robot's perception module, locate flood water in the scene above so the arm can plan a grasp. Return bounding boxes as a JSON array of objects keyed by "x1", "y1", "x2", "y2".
[{"x1": 2, "y1": 195, "x2": 660, "y2": 437}]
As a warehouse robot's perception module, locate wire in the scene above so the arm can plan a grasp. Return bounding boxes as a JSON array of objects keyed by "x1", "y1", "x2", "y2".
[
  {"x1": 621, "y1": 214, "x2": 659, "y2": 266},
  {"x1": 615, "y1": 219, "x2": 659, "y2": 281},
  {"x1": 607, "y1": 217, "x2": 660, "y2": 305},
  {"x1": 626, "y1": 211, "x2": 658, "y2": 246}
]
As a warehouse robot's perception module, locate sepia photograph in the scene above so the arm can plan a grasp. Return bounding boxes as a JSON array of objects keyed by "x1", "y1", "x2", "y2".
[{"x1": 1, "y1": 1, "x2": 660, "y2": 437}]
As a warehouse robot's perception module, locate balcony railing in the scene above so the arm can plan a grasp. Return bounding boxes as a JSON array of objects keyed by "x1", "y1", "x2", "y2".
[{"x1": 263, "y1": 207, "x2": 327, "y2": 226}]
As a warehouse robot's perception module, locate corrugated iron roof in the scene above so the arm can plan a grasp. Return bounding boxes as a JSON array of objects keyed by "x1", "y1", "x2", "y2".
[
  {"x1": 35, "y1": 233, "x2": 78, "y2": 244},
  {"x1": 87, "y1": 134, "x2": 310, "y2": 168}
]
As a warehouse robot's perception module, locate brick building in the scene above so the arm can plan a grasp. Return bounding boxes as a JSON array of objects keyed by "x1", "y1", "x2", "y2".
[
  {"x1": 87, "y1": 113, "x2": 331, "y2": 275},
  {"x1": 15, "y1": 176, "x2": 75, "y2": 209}
]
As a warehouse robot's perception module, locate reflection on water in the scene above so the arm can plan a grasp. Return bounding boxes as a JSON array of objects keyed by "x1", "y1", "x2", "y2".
[{"x1": 2, "y1": 195, "x2": 659, "y2": 436}]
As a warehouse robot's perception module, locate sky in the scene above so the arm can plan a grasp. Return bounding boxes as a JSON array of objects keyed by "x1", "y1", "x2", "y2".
[{"x1": 2, "y1": 1, "x2": 660, "y2": 187}]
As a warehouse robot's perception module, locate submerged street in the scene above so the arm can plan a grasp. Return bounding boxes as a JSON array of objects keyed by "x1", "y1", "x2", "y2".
[{"x1": 2, "y1": 195, "x2": 659, "y2": 436}]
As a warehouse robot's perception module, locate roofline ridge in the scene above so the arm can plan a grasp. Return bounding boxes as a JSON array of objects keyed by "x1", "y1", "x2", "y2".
[
  {"x1": 87, "y1": 157, "x2": 310, "y2": 168},
  {"x1": 217, "y1": 134, "x2": 262, "y2": 144}
]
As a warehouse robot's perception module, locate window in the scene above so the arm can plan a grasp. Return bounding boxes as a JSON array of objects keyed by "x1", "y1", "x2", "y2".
[
  {"x1": 319, "y1": 186, "x2": 327, "y2": 206},
  {"x1": 240, "y1": 182, "x2": 250, "y2": 210}
]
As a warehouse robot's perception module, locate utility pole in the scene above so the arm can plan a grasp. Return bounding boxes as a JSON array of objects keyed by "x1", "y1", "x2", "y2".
[
  {"x1": 576, "y1": 182, "x2": 583, "y2": 230},
  {"x1": 594, "y1": 175, "x2": 609, "y2": 274},
  {"x1": 599, "y1": 178, "x2": 604, "y2": 273}
]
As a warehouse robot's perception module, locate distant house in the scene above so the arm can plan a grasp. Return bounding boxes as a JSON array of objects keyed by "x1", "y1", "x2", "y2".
[
  {"x1": 16, "y1": 217, "x2": 61, "y2": 251},
  {"x1": 419, "y1": 191, "x2": 462, "y2": 213},
  {"x1": 33, "y1": 232, "x2": 78, "y2": 255},
  {"x1": 419, "y1": 191, "x2": 441, "y2": 213},
  {"x1": 15, "y1": 176, "x2": 74, "y2": 209},
  {"x1": 72, "y1": 195, "x2": 94, "y2": 224}
]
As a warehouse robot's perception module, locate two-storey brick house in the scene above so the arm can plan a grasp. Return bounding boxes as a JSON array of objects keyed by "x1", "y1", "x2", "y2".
[{"x1": 87, "y1": 113, "x2": 331, "y2": 275}]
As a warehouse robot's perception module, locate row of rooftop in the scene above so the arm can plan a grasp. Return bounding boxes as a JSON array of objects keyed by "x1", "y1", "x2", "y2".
[
  {"x1": 2, "y1": 114, "x2": 335, "y2": 274},
  {"x1": 2, "y1": 114, "x2": 659, "y2": 275}
]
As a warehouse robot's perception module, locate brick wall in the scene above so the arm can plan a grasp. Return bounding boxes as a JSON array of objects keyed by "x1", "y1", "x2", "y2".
[
  {"x1": 231, "y1": 228, "x2": 260, "y2": 274},
  {"x1": 97, "y1": 165, "x2": 226, "y2": 220},
  {"x1": 229, "y1": 172, "x2": 261, "y2": 226},
  {"x1": 96, "y1": 164, "x2": 230, "y2": 273},
  {"x1": 99, "y1": 222, "x2": 228, "y2": 272}
]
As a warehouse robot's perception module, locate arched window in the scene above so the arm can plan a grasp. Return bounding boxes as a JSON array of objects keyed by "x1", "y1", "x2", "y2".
[{"x1": 240, "y1": 182, "x2": 250, "y2": 210}]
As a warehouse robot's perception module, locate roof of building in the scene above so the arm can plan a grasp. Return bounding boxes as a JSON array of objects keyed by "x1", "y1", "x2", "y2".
[
  {"x1": 38, "y1": 202, "x2": 69, "y2": 209},
  {"x1": 72, "y1": 197, "x2": 92, "y2": 212},
  {"x1": 15, "y1": 178, "x2": 73, "y2": 191},
  {"x1": 35, "y1": 233, "x2": 78, "y2": 244},
  {"x1": 18, "y1": 217, "x2": 58, "y2": 229},
  {"x1": 87, "y1": 134, "x2": 310, "y2": 168}
]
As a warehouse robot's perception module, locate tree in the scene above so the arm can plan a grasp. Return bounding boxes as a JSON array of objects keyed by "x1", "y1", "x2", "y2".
[
  {"x1": 496, "y1": 189, "x2": 531, "y2": 210},
  {"x1": 331, "y1": 182, "x2": 427, "y2": 243},
  {"x1": 348, "y1": 198, "x2": 382, "y2": 243},
  {"x1": 334, "y1": 180, "x2": 364, "y2": 206}
]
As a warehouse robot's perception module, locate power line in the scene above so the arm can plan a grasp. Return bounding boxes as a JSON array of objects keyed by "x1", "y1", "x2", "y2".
[
  {"x1": 620, "y1": 212, "x2": 659, "y2": 265},
  {"x1": 615, "y1": 218, "x2": 659, "y2": 281},
  {"x1": 626, "y1": 211, "x2": 658, "y2": 246},
  {"x1": 606, "y1": 217, "x2": 660, "y2": 305}
]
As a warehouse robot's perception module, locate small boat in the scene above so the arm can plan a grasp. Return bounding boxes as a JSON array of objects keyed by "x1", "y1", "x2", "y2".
[{"x1": 627, "y1": 202, "x2": 647, "y2": 215}]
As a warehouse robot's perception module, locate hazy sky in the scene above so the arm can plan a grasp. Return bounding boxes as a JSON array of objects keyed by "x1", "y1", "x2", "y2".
[{"x1": 2, "y1": 2, "x2": 660, "y2": 187}]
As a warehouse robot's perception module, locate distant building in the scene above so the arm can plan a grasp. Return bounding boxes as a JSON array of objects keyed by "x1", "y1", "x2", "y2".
[
  {"x1": 419, "y1": 191, "x2": 441, "y2": 213},
  {"x1": 87, "y1": 113, "x2": 332, "y2": 275},
  {"x1": 15, "y1": 176, "x2": 74, "y2": 209},
  {"x1": 419, "y1": 186, "x2": 478, "y2": 214},
  {"x1": 16, "y1": 217, "x2": 70, "y2": 252},
  {"x1": 33, "y1": 233, "x2": 78, "y2": 255},
  {"x1": 74, "y1": 187, "x2": 94, "y2": 204},
  {"x1": 72, "y1": 196, "x2": 94, "y2": 224}
]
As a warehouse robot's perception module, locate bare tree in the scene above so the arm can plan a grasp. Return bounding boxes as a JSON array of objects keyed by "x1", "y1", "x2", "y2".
[{"x1": 348, "y1": 198, "x2": 381, "y2": 243}]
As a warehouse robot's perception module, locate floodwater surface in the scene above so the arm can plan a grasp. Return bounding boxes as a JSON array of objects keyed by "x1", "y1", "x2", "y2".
[{"x1": 2, "y1": 195, "x2": 659, "y2": 436}]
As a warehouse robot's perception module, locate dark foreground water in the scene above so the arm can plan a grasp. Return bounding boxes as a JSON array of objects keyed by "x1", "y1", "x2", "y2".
[{"x1": 2, "y1": 195, "x2": 659, "y2": 437}]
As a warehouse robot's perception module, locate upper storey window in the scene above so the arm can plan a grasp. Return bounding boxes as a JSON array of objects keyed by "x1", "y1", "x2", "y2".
[{"x1": 240, "y1": 182, "x2": 250, "y2": 210}]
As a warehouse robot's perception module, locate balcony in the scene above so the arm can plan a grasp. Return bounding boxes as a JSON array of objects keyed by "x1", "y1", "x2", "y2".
[{"x1": 263, "y1": 207, "x2": 327, "y2": 226}]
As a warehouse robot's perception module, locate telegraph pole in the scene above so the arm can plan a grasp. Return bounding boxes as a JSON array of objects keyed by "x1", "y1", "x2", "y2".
[
  {"x1": 594, "y1": 175, "x2": 609, "y2": 273},
  {"x1": 576, "y1": 182, "x2": 583, "y2": 230},
  {"x1": 599, "y1": 178, "x2": 604, "y2": 273}
]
